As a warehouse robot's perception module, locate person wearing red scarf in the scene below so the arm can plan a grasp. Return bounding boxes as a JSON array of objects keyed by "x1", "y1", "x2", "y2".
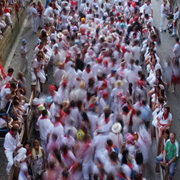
[
  {"x1": 36, "y1": 109, "x2": 52, "y2": 156},
  {"x1": 4, "y1": 125, "x2": 27, "y2": 175}
]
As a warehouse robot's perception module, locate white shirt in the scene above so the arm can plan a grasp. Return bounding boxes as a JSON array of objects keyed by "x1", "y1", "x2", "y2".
[
  {"x1": 173, "y1": 43, "x2": 180, "y2": 58},
  {"x1": 4, "y1": 131, "x2": 20, "y2": 151},
  {"x1": 43, "y1": 6, "x2": 53, "y2": 17},
  {"x1": 144, "y1": 3, "x2": 153, "y2": 15},
  {"x1": 1, "y1": 85, "x2": 11, "y2": 109},
  {"x1": 48, "y1": 122, "x2": 64, "y2": 143},
  {"x1": 53, "y1": 69, "x2": 66, "y2": 87},
  {"x1": 36, "y1": 116, "x2": 52, "y2": 141}
]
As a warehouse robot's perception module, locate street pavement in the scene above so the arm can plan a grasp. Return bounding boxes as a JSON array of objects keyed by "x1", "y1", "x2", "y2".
[{"x1": 0, "y1": 0, "x2": 180, "y2": 179}]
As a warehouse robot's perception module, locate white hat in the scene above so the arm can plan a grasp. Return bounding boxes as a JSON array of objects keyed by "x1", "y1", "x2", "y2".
[
  {"x1": 112, "y1": 122, "x2": 122, "y2": 133},
  {"x1": 57, "y1": 32, "x2": 64, "y2": 39}
]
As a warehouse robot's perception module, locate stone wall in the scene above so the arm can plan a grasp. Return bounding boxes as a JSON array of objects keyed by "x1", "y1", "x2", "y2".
[{"x1": 0, "y1": 6, "x2": 27, "y2": 66}]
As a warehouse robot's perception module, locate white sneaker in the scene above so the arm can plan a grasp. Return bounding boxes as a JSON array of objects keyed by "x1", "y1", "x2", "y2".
[{"x1": 160, "y1": 30, "x2": 162, "y2": 33}]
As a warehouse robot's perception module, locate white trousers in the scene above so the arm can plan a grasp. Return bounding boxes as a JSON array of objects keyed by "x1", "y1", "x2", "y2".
[
  {"x1": 160, "y1": 13, "x2": 166, "y2": 31},
  {"x1": 31, "y1": 71, "x2": 46, "y2": 83},
  {"x1": 5, "y1": 147, "x2": 26, "y2": 175},
  {"x1": 172, "y1": 23, "x2": 177, "y2": 35}
]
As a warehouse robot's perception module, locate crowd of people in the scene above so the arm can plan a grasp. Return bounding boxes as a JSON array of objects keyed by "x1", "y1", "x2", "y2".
[
  {"x1": 0, "y1": 0, "x2": 26, "y2": 39},
  {"x1": 1, "y1": 0, "x2": 180, "y2": 180}
]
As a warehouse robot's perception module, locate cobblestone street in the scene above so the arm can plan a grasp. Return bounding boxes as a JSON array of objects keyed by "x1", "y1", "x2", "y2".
[{"x1": 0, "y1": 0, "x2": 180, "y2": 179}]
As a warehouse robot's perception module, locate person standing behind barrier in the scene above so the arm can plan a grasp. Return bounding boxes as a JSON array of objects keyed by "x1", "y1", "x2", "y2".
[
  {"x1": 160, "y1": 0, "x2": 168, "y2": 32},
  {"x1": 30, "y1": 2, "x2": 38, "y2": 33},
  {"x1": 156, "y1": 132, "x2": 180, "y2": 180}
]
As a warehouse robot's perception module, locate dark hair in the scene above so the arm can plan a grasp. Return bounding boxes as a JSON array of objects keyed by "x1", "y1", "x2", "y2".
[
  {"x1": 53, "y1": 148, "x2": 61, "y2": 163},
  {"x1": 70, "y1": 100, "x2": 76, "y2": 107},
  {"x1": 106, "y1": 173, "x2": 114, "y2": 180},
  {"x1": 122, "y1": 149, "x2": 129, "y2": 164},
  {"x1": 42, "y1": 109, "x2": 47, "y2": 117},
  {"x1": 23, "y1": 141, "x2": 31, "y2": 147},
  {"x1": 128, "y1": 83, "x2": 133, "y2": 96},
  {"x1": 107, "y1": 139, "x2": 113, "y2": 147},
  {"x1": 122, "y1": 106, "x2": 129, "y2": 114},
  {"x1": 11, "y1": 125, "x2": 18, "y2": 132},
  {"x1": 62, "y1": 170, "x2": 69, "y2": 178},
  {"x1": 10, "y1": 82, "x2": 16, "y2": 89},
  {"x1": 49, "y1": 161, "x2": 55, "y2": 169},
  {"x1": 8, "y1": 68, "x2": 14, "y2": 73},
  {"x1": 135, "y1": 150, "x2": 143, "y2": 165},
  {"x1": 109, "y1": 151, "x2": 118, "y2": 162}
]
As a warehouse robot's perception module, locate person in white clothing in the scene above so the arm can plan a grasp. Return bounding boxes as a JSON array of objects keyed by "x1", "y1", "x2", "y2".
[
  {"x1": 53, "y1": 62, "x2": 66, "y2": 87},
  {"x1": 143, "y1": 0, "x2": 153, "y2": 18},
  {"x1": 20, "y1": 39, "x2": 29, "y2": 73},
  {"x1": 30, "y1": 2, "x2": 38, "y2": 33},
  {"x1": 31, "y1": 53, "x2": 46, "y2": 85},
  {"x1": 160, "y1": 0, "x2": 168, "y2": 32},
  {"x1": 171, "y1": 6, "x2": 179, "y2": 36},
  {"x1": 1, "y1": 82, "x2": 17, "y2": 109},
  {"x1": 36, "y1": 109, "x2": 52, "y2": 156},
  {"x1": 47, "y1": 114, "x2": 64, "y2": 144},
  {"x1": 4, "y1": 125, "x2": 27, "y2": 175},
  {"x1": 43, "y1": 3, "x2": 54, "y2": 24}
]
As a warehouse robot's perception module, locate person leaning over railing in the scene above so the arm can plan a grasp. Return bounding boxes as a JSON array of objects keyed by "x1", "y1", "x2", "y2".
[{"x1": 156, "y1": 132, "x2": 180, "y2": 180}]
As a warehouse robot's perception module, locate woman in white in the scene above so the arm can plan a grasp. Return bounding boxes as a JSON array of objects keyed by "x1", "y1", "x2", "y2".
[{"x1": 157, "y1": 106, "x2": 172, "y2": 140}]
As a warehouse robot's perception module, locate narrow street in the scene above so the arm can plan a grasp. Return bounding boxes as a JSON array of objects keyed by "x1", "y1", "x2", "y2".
[{"x1": 0, "y1": 0, "x2": 179, "y2": 179}]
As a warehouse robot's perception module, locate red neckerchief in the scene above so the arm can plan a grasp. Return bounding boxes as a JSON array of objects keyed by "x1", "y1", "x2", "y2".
[
  {"x1": 54, "y1": 51, "x2": 58, "y2": 55},
  {"x1": 53, "y1": 121, "x2": 60, "y2": 127},
  {"x1": 105, "y1": 118, "x2": 109, "y2": 124},
  {"x1": 117, "y1": 173, "x2": 125, "y2": 179},
  {"x1": 7, "y1": 73, "x2": 12, "y2": 77},
  {"x1": 163, "y1": 3, "x2": 166, "y2": 7},
  {"x1": 76, "y1": 78, "x2": 80, "y2": 81},
  {"x1": 9, "y1": 130, "x2": 16, "y2": 139},
  {"x1": 48, "y1": 103, "x2": 52, "y2": 109},
  {"x1": 163, "y1": 114, "x2": 168, "y2": 120},
  {"x1": 62, "y1": 150, "x2": 68, "y2": 158},
  {"x1": 64, "y1": 58, "x2": 69, "y2": 63},
  {"x1": 81, "y1": 141, "x2": 91, "y2": 153},
  {"x1": 5, "y1": 83, "x2": 10, "y2": 88},
  {"x1": 127, "y1": 163, "x2": 133, "y2": 170},
  {"x1": 59, "y1": 38, "x2": 62, "y2": 42},
  {"x1": 86, "y1": 68, "x2": 90, "y2": 73},
  {"x1": 106, "y1": 146, "x2": 112, "y2": 153},
  {"x1": 40, "y1": 116, "x2": 47, "y2": 120},
  {"x1": 89, "y1": 103, "x2": 95, "y2": 108},
  {"x1": 26, "y1": 150, "x2": 31, "y2": 156},
  {"x1": 38, "y1": 45, "x2": 43, "y2": 49}
]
